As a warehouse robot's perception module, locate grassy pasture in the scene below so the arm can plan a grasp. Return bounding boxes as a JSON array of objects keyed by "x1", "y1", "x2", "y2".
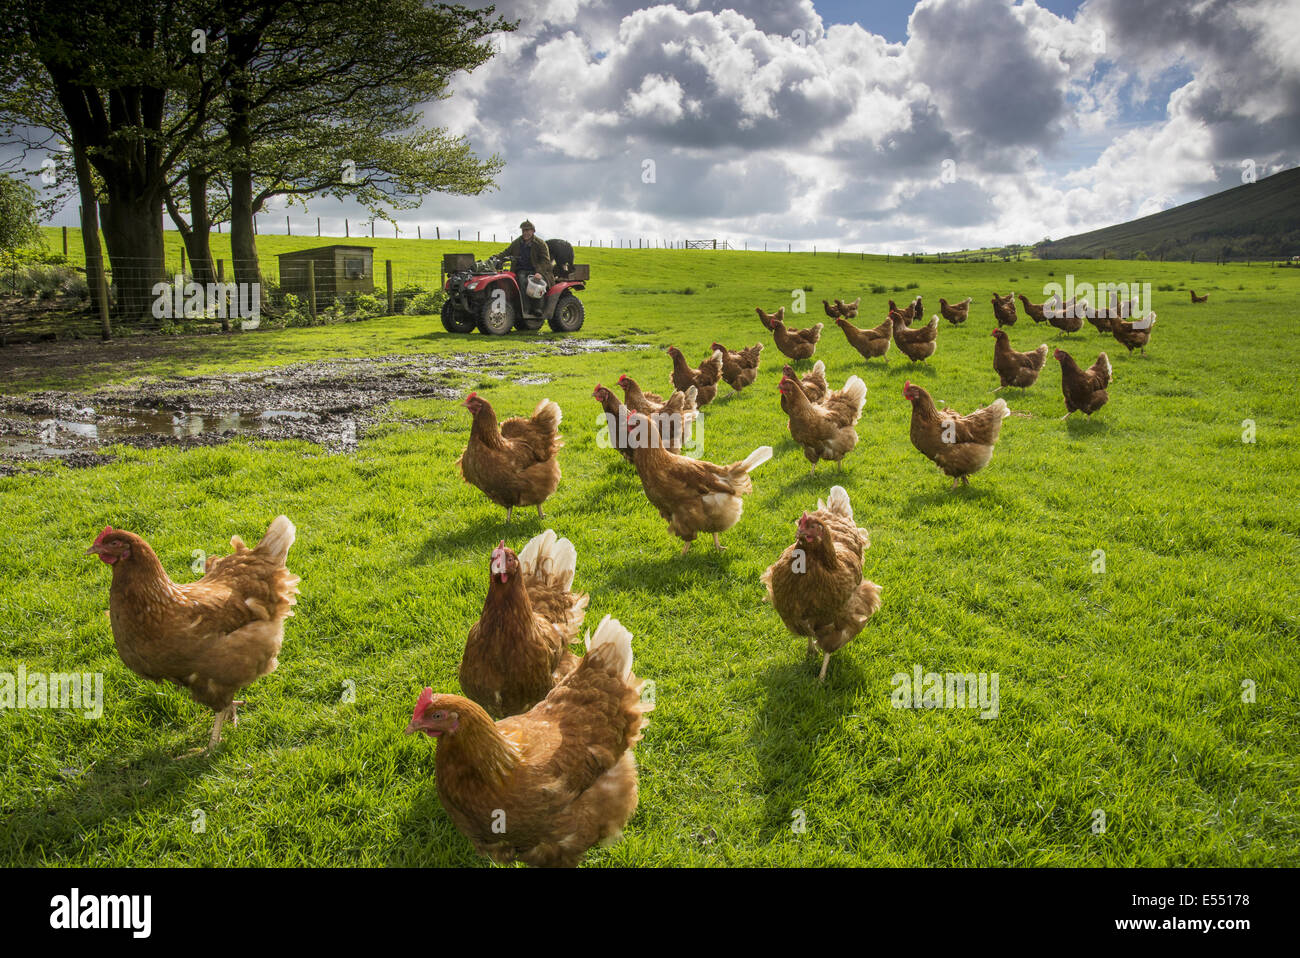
[{"x1": 1, "y1": 240, "x2": 1297, "y2": 866}]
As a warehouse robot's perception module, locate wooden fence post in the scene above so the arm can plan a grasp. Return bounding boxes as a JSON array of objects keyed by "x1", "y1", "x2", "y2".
[
  {"x1": 286, "y1": 215, "x2": 291, "y2": 235},
  {"x1": 307, "y1": 260, "x2": 317, "y2": 321},
  {"x1": 436, "y1": 226, "x2": 440, "y2": 240},
  {"x1": 215, "y1": 260, "x2": 229, "y2": 332},
  {"x1": 417, "y1": 225, "x2": 421, "y2": 239},
  {"x1": 180, "y1": 247, "x2": 187, "y2": 275},
  {"x1": 386, "y1": 259, "x2": 394, "y2": 315},
  {"x1": 370, "y1": 220, "x2": 375, "y2": 238},
  {"x1": 62, "y1": 226, "x2": 68, "y2": 257},
  {"x1": 317, "y1": 217, "x2": 321, "y2": 236},
  {"x1": 345, "y1": 220, "x2": 349, "y2": 237}
]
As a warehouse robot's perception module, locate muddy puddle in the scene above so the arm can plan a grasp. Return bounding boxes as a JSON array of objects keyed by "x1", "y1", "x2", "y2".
[{"x1": 0, "y1": 340, "x2": 646, "y2": 474}]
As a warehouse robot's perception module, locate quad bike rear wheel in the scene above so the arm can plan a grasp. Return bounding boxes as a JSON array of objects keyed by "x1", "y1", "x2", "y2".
[
  {"x1": 548, "y1": 292, "x2": 585, "y2": 332},
  {"x1": 441, "y1": 299, "x2": 476, "y2": 333}
]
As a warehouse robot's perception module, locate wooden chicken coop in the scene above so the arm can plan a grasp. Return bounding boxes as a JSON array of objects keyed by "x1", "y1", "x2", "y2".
[{"x1": 276, "y1": 245, "x2": 374, "y2": 307}]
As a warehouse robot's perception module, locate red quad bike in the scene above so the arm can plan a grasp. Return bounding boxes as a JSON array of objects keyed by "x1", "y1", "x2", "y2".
[{"x1": 440, "y1": 238, "x2": 589, "y2": 335}]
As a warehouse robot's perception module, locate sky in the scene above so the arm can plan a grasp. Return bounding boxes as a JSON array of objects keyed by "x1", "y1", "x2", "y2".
[{"x1": 35, "y1": 0, "x2": 1300, "y2": 253}]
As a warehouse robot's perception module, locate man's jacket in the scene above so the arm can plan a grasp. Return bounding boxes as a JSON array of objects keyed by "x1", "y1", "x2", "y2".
[{"x1": 497, "y1": 235, "x2": 553, "y2": 287}]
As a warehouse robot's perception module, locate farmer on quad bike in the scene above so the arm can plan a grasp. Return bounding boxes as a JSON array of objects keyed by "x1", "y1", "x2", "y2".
[{"x1": 495, "y1": 220, "x2": 552, "y2": 316}]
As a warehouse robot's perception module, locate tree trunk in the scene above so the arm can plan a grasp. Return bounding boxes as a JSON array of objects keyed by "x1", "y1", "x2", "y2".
[
  {"x1": 99, "y1": 187, "x2": 165, "y2": 323},
  {"x1": 227, "y1": 73, "x2": 262, "y2": 318},
  {"x1": 70, "y1": 131, "x2": 110, "y2": 338},
  {"x1": 164, "y1": 170, "x2": 216, "y2": 287}
]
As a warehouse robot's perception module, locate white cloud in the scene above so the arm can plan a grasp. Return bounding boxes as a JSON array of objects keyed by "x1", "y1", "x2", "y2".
[{"x1": 320, "y1": 0, "x2": 1300, "y2": 251}]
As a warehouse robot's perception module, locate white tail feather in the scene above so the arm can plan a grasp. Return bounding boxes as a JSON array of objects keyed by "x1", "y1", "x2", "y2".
[
  {"x1": 519, "y1": 529, "x2": 577, "y2": 591},
  {"x1": 254, "y1": 515, "x2": 295, "y2": 564},
  {"x1": 812, "y1": 359, "x2": 825, "y2": 377},
  {"x1": 535, "y1": 397, "x2": 561, "y2": 426},
  {"x1": 585, "y1": 614, "x2": 634, "y2": 680},
  {"x1": 826, "y1": 485, "x2": 854, "y2": 520},
  {"x1": 841, "y1": 375, "x2": 867, "y2": 411},
  {"x1": 989, "y1": 398, "x2": 1010, "y2": 418},
  {"x1": 740, "y1": 445, "x2": 773, "y2": 473}
]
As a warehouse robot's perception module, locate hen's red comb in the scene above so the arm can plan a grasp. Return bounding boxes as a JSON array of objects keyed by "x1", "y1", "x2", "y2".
[
  {"x1": 411, "y1": 686, "x2": 434, "y2": 725},
  {"x1": 93, "y1": 525, "x2": 113, "y2": 546}
]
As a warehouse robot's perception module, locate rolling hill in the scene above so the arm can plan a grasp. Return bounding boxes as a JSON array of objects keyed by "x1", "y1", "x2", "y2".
[{"x1": 1037, "y1": 166, "x2": 1300, "y2": 262}]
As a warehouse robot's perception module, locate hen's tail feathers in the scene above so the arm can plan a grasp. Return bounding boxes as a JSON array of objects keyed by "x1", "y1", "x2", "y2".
[
  {"x1": 1097, "y1": 352, "x2": 1113, "y2": 384},
  {"x1": 989, "y1": 398, "x2": 1011, "y2": 419},
  {"x1": 254, "y1": 515, "x2": 296, "y2": 565},
  {"x1": 740, "y1": 445, "x2": 774, "y2": 473},
  {"x1": 532, "y1": 397, "x2": 562, "y2": 430},
  {"x1": 519, "y1": 529, "x2": 578, "y2": 593},
  {"x1": 585, "y1": 614, "x2": 634, "y2": 682},
  {"x1": 842, "y1": 375, "x2": 867, "y2": 412},
  {"x1": 812, "y1": 359, "x2": 825, "y2": 378},
  {"x1": 855, "y1": 579, "x2": 884, "y2": 621},
  {"x1": 686, "y1": 385, "x2": 698, "y2": 404},
  {"x1": 824, "y1": 485, "x2": 854, "y2": 521}
]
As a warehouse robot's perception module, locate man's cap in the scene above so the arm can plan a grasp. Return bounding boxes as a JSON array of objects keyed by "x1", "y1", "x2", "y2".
[{"x1": 520, "y1": 219, "x2": 535, "y2": 231}]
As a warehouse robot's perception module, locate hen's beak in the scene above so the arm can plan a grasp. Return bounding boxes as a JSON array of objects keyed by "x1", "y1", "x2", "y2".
[
  {"x1": 84, "y1": 544, "x2": 104, "y2": 556},
  {"x1": 403, "y1": 719, "x2": 419, "y2": 735}
]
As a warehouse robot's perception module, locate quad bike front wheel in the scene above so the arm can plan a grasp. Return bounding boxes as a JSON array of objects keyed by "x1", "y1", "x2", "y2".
[
  {"x1": 478, "y1": 294, "x2": 516, "y2": 335},
  {"x1": 548, "y1": 292, "x2": 585, "y2": 332},
  {"x1": 441, "y1": 299, "x2": 476, "y2": 333}
]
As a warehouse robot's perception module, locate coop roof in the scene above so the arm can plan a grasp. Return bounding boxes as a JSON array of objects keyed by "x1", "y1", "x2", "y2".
[{"x1": 276, "y1": 245, "x2": 376, "y2": 259}]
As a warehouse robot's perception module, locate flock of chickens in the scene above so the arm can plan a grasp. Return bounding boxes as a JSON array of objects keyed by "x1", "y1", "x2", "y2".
[{"x1": 83, "y1": 280, "x2": 1164, "y2": 868}]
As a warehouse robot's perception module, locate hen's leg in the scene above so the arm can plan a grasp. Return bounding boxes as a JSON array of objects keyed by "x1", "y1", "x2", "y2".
[
  {"x1": 537, "y1": 505, "x2": 545, "y2": 519},
  {"x1": 807, "y1": 636, "x2": 818, "y2": 656},
  {"x1": 1060, "y1": 410, "x2": 1074, "y2": 421},
  {"x1": 818, "y1": 653, "x2": 831, "y2": 682},
  {"x1": 951, "y1": 476, "x2": 960, "y2": 490},
  {"x1": 712, "y1": 533, "x2": 725, "y2": 551},
  {"x1": 680, "y1": 540, "x2": 691, "y2": 556},
  {"x1": 206, "y1": 706, "x2": 231, "y2": 752},
  {"x1": 962, "y1": 476, "x2": 969, "y2": 486},
  {"x1": 505, "y1": 506, "x2": 513, "y2": 524},
  {"x1": 809, "y1": 462, "x2": 817, "y2": 477}
]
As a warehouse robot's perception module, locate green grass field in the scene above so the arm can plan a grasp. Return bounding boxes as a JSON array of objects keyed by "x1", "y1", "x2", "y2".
[{"x1": 1, "y1": 239, "x2": 1297, "y2": 866}]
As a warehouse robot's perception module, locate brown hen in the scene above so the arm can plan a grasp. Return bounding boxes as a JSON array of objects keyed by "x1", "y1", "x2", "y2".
[{"x1": 86, "y1": 516, "x2": 299, "y2": 752}]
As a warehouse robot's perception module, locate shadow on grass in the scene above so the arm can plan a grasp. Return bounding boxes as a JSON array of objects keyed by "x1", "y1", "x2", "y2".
[
  {"x1": 0, "y1": 743, "x2": 211, "y2": 865},
  {"x1": 1064, "y1": 414, "x2": 1109, "y2": 437},
  {"x1": 383, "y1": 776, "x2": 487, "y2": 867},
  {"x1": 897, "y1": 481, "x2": 1012, "y2": 518},
  {"x1": 414, "y1": 512, "x2": 531, "y2": 562},
  {"x1": 883, "y1": 361, "x2": 938, "y2": 378},
  {"x1": 776, "y1": 465, "x2": 855, "y2": 496},
  {"x1": 749, "y1": 651, "x2": 867, "y2": 843},
  {"x1": 601, "y1": 544, "x2": 743, "y2": 593}
]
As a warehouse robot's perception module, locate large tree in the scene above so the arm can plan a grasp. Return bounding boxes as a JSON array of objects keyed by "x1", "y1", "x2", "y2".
[
  {"x1": 0, "y1": 0, "x2": 225, "y2": 319},
  {"x1": 2, "y1": 0, "x2": 511, "y2": 324},
  {"x1": 211, "y1": 0, "x2": 511, "y2": 294}
]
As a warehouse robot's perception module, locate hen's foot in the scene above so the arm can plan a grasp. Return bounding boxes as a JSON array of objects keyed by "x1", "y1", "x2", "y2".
[
  {"x1": 818, "y1": 653, "x2": 831, "y2": 682},
  {"x1": 537, "y1": 505, "x2": 545, "y2": 519},
  {"x1": 712, "y1": 533, "x2": 726, "y2": 551}
]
